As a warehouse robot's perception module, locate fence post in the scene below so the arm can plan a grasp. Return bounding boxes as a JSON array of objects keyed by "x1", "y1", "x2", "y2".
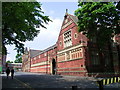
[
  {"x1": 72, "y1": 86, "x2": 77, "y2": 90},
  {"x1": 97, "y1": 80, "x2": 104, "y2": 90}
]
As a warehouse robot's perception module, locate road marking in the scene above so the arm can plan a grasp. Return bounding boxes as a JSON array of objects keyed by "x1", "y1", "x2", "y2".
[{"x1": 14, "y1": 77, "x2": 34, "y2": 90}]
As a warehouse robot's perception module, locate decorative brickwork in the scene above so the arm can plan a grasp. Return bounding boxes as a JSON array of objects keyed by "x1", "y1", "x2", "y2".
[{"x1": 22, "y1": 12, "x2": 120, "y2": 77}]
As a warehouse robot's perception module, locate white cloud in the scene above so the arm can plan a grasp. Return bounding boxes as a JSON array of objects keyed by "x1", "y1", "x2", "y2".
[
  {"x1": 49, "y1": 10, "x2": 55, "y2": 15},
  {"x1": 6, "y1": 45, "x2": 17, "y2": 61},
  {"x1": 6, "y1": 7, "x2": 63, "y2": 61},
  {"x1": 6, "y1": 57, "x2": 13, "y2": 61},
  {"x1": 24, "y1": 17, "x2": 63, "y2": 50}
]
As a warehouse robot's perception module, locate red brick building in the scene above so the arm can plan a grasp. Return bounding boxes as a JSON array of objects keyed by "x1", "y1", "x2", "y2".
[
  {"x1": 22, "y1": 48, "x2": 42, "y2": 72},
  {"x1": 56, "y1": 13, "x2": 88, "y2": 76},
  {"x1": 22, "y1": 12, "x2": 120, "y2": 77},
  {"x1": 30, "y1": 45, "x2": 57, "y2": 74}
]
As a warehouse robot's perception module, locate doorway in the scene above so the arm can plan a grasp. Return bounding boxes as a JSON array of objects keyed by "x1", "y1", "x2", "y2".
[{"x1": 51, "y1": 59, "x2": 56, "y2": 75}]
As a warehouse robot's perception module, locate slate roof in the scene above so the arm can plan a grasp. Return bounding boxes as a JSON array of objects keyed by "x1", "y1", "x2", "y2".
[
  {"x1": 30, "y1": 49, "x2": 42, "y2": 58},
  {"x1": 69, "y1": 14, "x2": 78, "y2": 25},
  {"x1": 32, "y1": 44, "x2": 57, "y2": 58},
  {"x1": 42, "y1": 44, "x2": 56, "y2": 53}
]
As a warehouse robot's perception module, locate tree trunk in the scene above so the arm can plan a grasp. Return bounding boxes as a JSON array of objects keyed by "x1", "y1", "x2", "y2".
[
  {"x1": 116, "y1": 44, "x2": 120, "y2": 72},
  {"x1": 107, "y1": 40, "x2": 114, "y2": 73}
]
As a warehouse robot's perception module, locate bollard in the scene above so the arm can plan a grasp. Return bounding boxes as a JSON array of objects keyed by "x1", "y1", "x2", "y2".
[
  {"x1": 72, "y1": 86, "x2": 77, "y2": 90},
  {"x1": 97, "y1": 80, "x2": 104, "y2": 90}
]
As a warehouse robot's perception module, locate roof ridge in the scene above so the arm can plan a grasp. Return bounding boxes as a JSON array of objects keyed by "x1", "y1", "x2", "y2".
[
  {"x1": 30, "y1": 49, "x2": 42, "y2": 51},
  {"x1": 69, "y1": 14, "x2": 78, "y2": 25}
]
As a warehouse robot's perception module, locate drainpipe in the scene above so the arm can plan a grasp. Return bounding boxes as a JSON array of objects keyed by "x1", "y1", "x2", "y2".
[
  {"x1": 55, "y1": 47, "x2": 57, "y2": 75},
  {"x1": 47, "y1": 51, "x2": 48, "y2": 74}
]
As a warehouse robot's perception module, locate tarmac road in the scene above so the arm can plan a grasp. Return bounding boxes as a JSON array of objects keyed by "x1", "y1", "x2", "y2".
[{"x1": 1, "y1": 72, "x2": 120, "y2": 90}]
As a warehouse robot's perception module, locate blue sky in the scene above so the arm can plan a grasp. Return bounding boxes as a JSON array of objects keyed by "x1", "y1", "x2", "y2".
[
  {"x1": 41, "y1": 2, "x2": 78, "y2": 18},
  {"x1": 6, "y1": 2, "x2": 78, "y2": 61}
]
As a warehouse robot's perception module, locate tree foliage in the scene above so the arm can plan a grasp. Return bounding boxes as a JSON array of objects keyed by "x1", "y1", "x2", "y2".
[
  {"x1": 14, "y1": 53, "x2": 22, "y2": 63},
  {"x1": 75, "y1": 2, "x2": 120, "y2": 46},
  {"x1": 6, "y1": 60, "x2": 13, "y2": 63},
  {"x1": 2, "y1": 2, "x2": 51, "y2": 54}
]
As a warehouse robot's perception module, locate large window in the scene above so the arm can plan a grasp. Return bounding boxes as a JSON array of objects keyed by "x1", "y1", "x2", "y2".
[
  {"x1": 91, "y1": 51, "x2": 100, "y2": 65},
  {"x1": 64, "y1": 30, "x2": 72, "y2": 48}
]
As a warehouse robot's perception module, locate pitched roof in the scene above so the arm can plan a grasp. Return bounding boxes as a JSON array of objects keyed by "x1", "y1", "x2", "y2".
[
  {"x1": 30, "y1": 49, "x2": 42, "y2": 58},
  {"x1": 31, "y1": 44, "x2": 57, "y2": 58},
  {"x1": 42, "y1": 44, "x2": 57, "y2": 53},
  {"x1": 69, "y1": 14, "x2": 78, "y2": 25},
  {"x1": 29, "y1": 13, "x2": 78, "y2": 58}
]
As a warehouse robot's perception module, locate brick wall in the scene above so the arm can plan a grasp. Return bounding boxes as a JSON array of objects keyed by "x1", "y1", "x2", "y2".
[{"x1": 23, "y1": 13, "x2": 120, "y2": 77}]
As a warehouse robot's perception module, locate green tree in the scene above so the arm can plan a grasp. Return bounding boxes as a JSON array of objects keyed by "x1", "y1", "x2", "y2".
[
  {"x1": 14, "y1": 53, "x2": 22, "y2": 63},
  {"x1": 6, "y1": 60, "x2": 13, "y2": 63},
  {"x1": 75, "y1": 2, "x2": 120, "y2": 72},
  {"x1": 2, "y1": 2, "x2": 51, "y2": 54},
  {"x1": 75, "y1": 2, "x2": 120, "y2": 46}
]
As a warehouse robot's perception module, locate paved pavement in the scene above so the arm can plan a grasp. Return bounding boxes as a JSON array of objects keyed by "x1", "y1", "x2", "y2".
[{"x1": 1, "y1": 72, "x2": 120, "y2": 90}]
